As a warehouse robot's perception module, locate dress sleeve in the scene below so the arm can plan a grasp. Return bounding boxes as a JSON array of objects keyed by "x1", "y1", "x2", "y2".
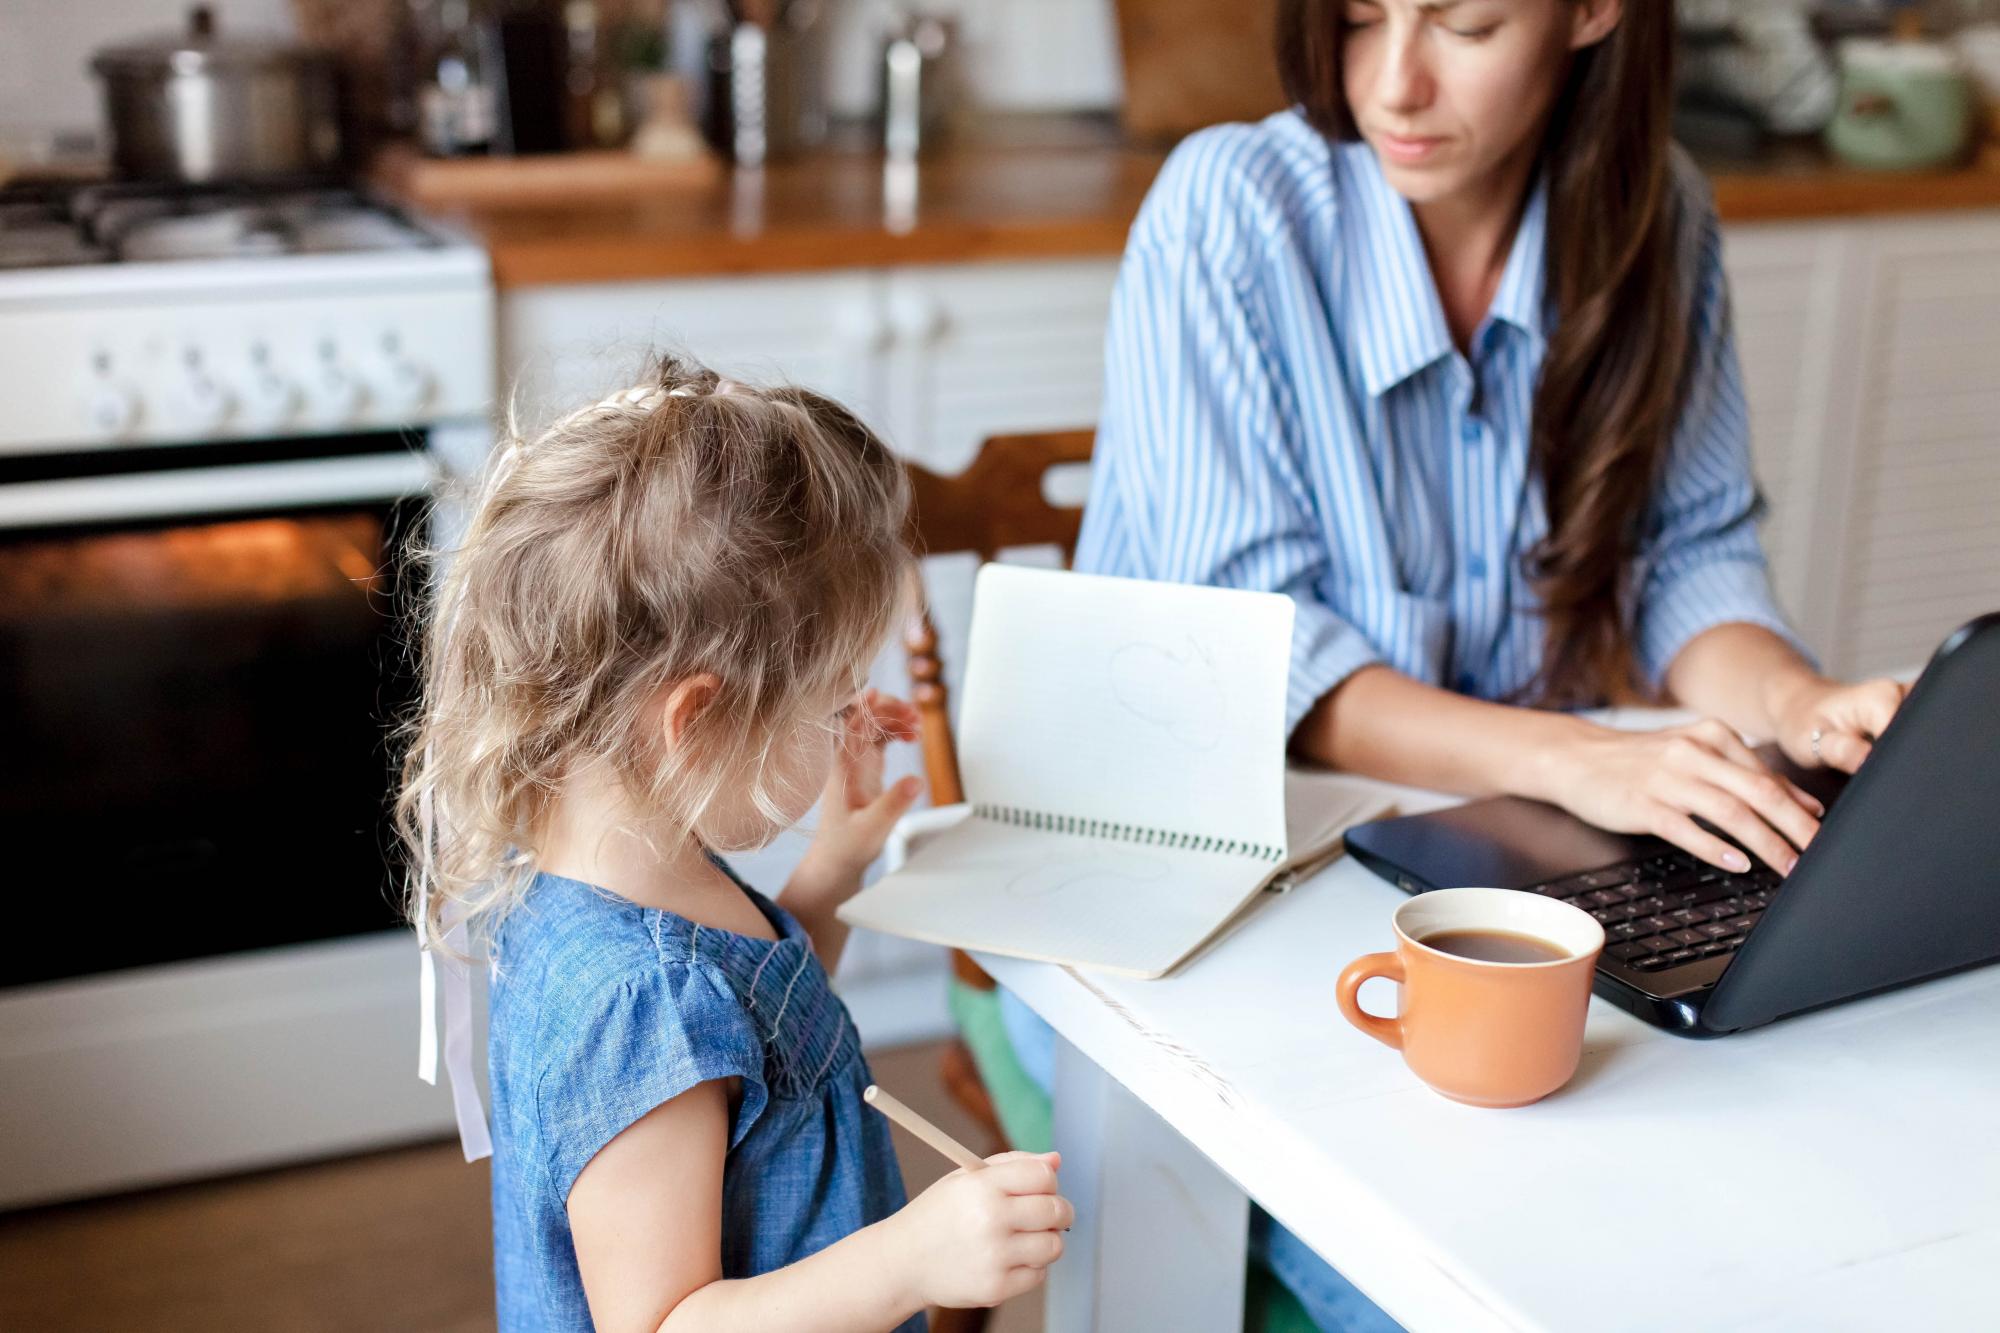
[
  {"x1": 537, "y1": 961, "x2": 767, "y2": 1204},
  {"x1": 1077, "y1": 158, "x2": 1382, "y2": 734},
  {"x1": 1633, "y1": 186, "x2": 1815, "y2": 689}
]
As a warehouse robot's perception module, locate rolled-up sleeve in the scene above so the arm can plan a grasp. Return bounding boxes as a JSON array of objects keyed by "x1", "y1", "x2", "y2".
[
  {"x1": 1076, "y1": 158, "x2": 1380, "y2": 734},
  {"x1": 1633, "y1": 200, "x2": 1814, "y2": 689}
]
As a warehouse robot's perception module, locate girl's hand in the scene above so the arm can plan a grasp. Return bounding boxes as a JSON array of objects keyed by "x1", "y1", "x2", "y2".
[
  {"x1": 804, "y1": 689, "x2": 924, "y2": 884},
  {"x1": 887, "y1": 1151, "x2": 1071, "y2": 1311},
  {"x1": 1769, "y1": 676, "x2": 1908, "y2": 774},
  {"x1": 1541, "y1": 718, "x2": 1826, "y2": 876}
]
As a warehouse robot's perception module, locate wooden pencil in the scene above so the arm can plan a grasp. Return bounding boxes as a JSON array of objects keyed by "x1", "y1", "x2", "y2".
[{"x1": 863, "y1": 1084, "x2": 985, "y2": 1172}]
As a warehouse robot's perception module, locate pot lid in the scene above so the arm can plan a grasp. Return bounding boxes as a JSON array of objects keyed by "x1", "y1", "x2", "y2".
[{"x1": 92, "y1": 5, "x2": 327, "y2": 76}]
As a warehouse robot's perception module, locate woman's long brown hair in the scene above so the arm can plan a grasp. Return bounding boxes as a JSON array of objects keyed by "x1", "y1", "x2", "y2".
[{"x1": 1277, "y1": 0, "x2": 1686, "y2": 707}]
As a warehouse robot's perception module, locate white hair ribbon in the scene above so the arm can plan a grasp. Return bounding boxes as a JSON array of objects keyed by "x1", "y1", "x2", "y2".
[{"x1": 416, "y1": 768, "x2": 493, "y2": 1161}]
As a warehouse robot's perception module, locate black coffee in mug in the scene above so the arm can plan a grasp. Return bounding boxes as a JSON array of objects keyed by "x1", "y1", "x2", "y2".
[{"x1": 1421, "y1": 928, "x2": 1571, "y2": 964}]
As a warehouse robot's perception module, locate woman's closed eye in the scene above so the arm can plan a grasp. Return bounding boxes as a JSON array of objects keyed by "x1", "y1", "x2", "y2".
[{"x1": 1342, "y1": 2, "x2": 1384, "y2": 31}]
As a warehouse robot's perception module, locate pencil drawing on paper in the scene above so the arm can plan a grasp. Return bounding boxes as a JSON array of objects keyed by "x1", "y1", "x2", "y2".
[
  {"x1": 1108, "y1": 635, "x2": 1226, "y2": 749},
  {"x1": 1004, "y1": 846, "x2": 1171, "y2": 899}
]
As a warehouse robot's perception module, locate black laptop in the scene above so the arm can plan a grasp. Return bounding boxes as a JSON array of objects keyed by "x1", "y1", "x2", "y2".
[{"x1": 1346, "y1": 612, "x2": 2000, "y2": 1036}]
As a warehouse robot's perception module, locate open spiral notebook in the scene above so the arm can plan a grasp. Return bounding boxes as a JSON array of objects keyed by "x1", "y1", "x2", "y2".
[{"x1": 839, "y1": 566, "x2": 1394, "y2": 978}]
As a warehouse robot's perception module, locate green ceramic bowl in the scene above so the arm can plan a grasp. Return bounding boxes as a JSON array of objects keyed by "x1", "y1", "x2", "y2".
[{"x1": 1827, "y1": 39, "x2": 1975, "y2": 171}]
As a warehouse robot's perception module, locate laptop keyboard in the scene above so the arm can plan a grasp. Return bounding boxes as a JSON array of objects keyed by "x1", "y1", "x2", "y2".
[{"x1": 1518, "y1": 849, "x2": 1783, "y2": 978}]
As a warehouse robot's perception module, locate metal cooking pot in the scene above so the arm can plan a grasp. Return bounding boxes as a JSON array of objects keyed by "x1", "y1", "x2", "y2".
[{"x1": 91, "y1": 5, "x2": 343, "y2": 183}]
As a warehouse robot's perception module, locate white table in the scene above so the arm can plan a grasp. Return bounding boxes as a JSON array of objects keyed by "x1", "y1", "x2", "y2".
[{"x1": 979, "y1": 776, "x2": 2000, "y2": 1333}]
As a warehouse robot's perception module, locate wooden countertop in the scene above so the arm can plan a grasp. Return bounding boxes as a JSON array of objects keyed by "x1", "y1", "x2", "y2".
[
  {"x1": 425, "y1": 140, "x2": 1167, "y2": 289},
  {"x1": 417, "y1": 135, "x2": 2000, "y2": 290},
  {"x1": 1707, "y1": 141, "x2": 2000, "y2": 223}
]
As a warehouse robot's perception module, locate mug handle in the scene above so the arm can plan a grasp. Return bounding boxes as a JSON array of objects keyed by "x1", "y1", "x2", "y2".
[{"x1": 1336, "y1": 952, "x2": 1406, "y2": 1050}]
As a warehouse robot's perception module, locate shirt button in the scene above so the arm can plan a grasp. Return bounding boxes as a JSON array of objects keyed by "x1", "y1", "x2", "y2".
[
  {"x1": 1455, "y1": 672, "x2": 1478, "y2": 694},
  {"x1": 1461, "y1": 418, "x2": 1482, "y2": 444},
  {"x1": 1467, "y1": 556, "x2": 1489, "y2": 579}
]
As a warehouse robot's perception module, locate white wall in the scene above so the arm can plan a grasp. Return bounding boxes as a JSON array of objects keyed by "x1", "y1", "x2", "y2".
[
  {"x1": 0, "y1": 0, "x2": 1121, "y2": 144},
  {"x1": 823, "y1": 0, "x2": 1122, "y2": 119},
  {"x1": 0, "y1": 0, "x2": 298, "y2": 142}
]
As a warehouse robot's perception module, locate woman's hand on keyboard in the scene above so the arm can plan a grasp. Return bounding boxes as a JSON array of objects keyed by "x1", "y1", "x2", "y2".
[
  {"x1": 1540, "y1": 718, "x2": 1826, "y2": 876},
  {"x1": 1769, "y1": 675, "x2": 1909, "y2": 775}
]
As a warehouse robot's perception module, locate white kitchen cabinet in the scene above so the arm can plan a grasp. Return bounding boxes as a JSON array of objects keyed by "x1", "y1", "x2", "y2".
[
  {"x1": 1722, "y1": 209, "x2": 2000, "y2": 679},
  {"x1": 879, "y1": 260, "x2": 1121, "y2": 473},
  {"x1": 1719, "y1": 222, "x2": 1852, "y2": 637},
  {"x1": 500, "y1": 259, "x2": 1118, "y2": 473},
  {"x1": 1823, "y1": 213, "x2": 2000, "y2": 679},
  {"x1": 500, "y1": 270, "x2": 887, "y2": 436}
]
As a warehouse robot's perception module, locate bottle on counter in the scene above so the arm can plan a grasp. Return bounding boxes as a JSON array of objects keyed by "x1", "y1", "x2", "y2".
[{"x1": 418, "y1": 0, "x2": 498, "y2": 156}]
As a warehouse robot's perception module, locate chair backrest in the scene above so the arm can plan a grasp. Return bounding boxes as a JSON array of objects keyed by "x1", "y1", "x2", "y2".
[{"x1": 902, "y1": 428, "x2": 1094, "y2": 808}]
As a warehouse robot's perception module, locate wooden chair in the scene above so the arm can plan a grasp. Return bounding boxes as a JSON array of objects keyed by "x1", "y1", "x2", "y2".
[
  {"x1": 902, "y1": 429, "x2": 1321, "y2": 1333},
  {"x1": 900, "y1": 425, "x2": 1094, "y2": 1179}
]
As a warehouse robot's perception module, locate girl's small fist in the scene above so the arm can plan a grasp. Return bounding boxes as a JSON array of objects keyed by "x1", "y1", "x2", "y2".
[{"x1": 892, "y1": 1151, "x2": 1071, "y2": 1310}]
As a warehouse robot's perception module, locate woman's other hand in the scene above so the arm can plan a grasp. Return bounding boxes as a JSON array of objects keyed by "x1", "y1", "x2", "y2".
[
  {"x1": 1539, "y1": 718, "x2": 1826, "y2": 875},
  {"x1": 1768, "y1": 676, "x2": 1909, "y2": 775}
]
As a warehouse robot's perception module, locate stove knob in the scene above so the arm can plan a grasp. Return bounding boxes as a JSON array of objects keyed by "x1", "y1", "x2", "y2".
[
  {"x1": 243, "y1": 371, "x2": 302, "y2": 429},
  {"x1": 315, "y1": 364, "x2": 369, "y2": 421},
  {"x1": 85, "y1": 382, "x2": 143, "y2": 436},
  {"x1": 380, "y1": 358, "x2": 435, "y2": 417},
  {"x1": 176, "y1": 373, "x2": 236, "y2": 433}
]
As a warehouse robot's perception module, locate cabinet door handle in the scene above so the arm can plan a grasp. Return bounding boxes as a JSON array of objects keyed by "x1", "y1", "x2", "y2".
[
  {"x1": 886, "y1": 291, "x2": 947, "y2": 344},
  {"x1": 834, "y1": 300, "x2": 892, "y2": 353}
]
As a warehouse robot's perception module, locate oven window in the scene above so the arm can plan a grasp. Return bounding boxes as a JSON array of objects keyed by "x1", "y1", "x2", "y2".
[{"x1": 0, "y1": 504, "x2": 421, "y2": 988}]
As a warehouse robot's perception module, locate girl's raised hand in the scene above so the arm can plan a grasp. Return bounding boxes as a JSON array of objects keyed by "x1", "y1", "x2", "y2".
[
  {"x1": 887, "y1": 1151, "x2": 1071, "y2": 1311},
  {"x1": 807, "y1": 689, "x2": 924, "y2": 881}
]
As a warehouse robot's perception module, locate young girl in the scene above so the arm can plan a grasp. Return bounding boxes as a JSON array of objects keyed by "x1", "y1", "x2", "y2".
[{"x1": 399, "y1": 359, "x2": 1071, "y2": 1332}]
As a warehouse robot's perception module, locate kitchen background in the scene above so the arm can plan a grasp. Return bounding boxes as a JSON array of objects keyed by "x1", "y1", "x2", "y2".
[{"x1": 1, "y1": 0, "x2": 1997, "y2": 1327}]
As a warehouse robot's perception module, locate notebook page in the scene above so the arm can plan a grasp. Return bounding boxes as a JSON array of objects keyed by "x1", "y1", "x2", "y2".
[
  {"x1": 839, "y1": 815, "x2": 1274, "y2": 978},
  {"x1": 957, "y1": 565, "x2": 1294, "y2": 856},
  {"x1": 1284, "y1": 769, "x2": 1399, "y2": 866}
]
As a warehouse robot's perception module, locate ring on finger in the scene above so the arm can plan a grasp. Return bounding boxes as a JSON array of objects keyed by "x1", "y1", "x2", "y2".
[{"x1": 1810, "y1": 727, "x2": 1823, "y2": 763}]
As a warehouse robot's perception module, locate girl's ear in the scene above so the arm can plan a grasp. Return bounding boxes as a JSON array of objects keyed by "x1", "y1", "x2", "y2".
[
  {"x1": 1569, "y1": 0, "x2": 1622, "y2": 51},
  {"x1": 659, "y1": 673, "x2": 723, "y2": 748}
]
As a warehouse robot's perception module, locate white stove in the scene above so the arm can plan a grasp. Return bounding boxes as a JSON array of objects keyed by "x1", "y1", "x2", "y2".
[
  {"x1": 0, "y1": 180, "x2": 491, "y2": 462},
  {"x1": 0, "y1": 178, "x2": 493, "y2": 1209}
]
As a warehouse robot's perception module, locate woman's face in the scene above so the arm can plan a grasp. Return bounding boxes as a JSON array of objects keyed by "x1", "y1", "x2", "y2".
[{"x1": 1339, "y1": 0, "x2": 1622, "y2": 207}]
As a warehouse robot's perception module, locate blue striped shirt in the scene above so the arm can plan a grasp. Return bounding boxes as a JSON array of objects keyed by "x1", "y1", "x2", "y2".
[{"x1": 1077, "y1": 111, "x2": 1805, "y2": 732}]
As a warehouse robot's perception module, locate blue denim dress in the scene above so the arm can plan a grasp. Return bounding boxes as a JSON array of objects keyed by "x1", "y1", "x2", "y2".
[{"x1": 488, "y1": 868, "x2": 921, "y2": 1332}]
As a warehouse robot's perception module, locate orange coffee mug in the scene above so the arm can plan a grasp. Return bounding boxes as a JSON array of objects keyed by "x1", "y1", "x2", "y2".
[{"x1": 1336, "y1": 888, "x2": 1605, "y2": 1108}]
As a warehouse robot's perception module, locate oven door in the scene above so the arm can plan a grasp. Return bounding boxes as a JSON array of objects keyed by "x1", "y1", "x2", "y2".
[{"x1": 0, "y1": 436, "x2": 433, "y2": 990}]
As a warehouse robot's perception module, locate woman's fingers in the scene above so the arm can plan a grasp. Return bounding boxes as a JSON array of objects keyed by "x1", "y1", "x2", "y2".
[
  {"x1": 1814, "y1": 726, "x2": 1872, "y2": 774},
  {"x1": 1783, "y1": 779, "x2": 1826, "y2": 819},
  {"x1": 1650, "y1": 808, "x2": 1755, "y2": 875},
  {"x1": 1689, "y1": 751, "x2": 1820, "y2": 860},
  {"x1": 1836, "y1": 677, "x2": 1907, "y2": 739},
  {"x1": 1663, "y1": 778, "x2": 1799, "y2": 874},
  {"x1": 1799, "y1": 677, "x2": 1906, "y2": 773}
]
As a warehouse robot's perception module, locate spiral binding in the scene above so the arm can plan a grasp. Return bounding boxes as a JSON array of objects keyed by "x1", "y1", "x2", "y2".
[{"x1": 973, "y1": 803, "x2": 1284, "y2": 864}]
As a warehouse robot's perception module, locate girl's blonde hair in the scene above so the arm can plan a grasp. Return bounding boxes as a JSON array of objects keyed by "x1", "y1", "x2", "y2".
[{"x1": 397, "y1": 355, "x2": 911, "y2": 949}]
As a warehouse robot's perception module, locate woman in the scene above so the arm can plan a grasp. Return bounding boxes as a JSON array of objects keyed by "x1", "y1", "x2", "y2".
[{"x1": 1003, "y1": 1, "x2": 1909, "y2": 1327}]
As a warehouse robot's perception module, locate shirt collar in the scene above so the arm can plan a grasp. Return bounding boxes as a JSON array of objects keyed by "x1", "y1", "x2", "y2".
[
  {"x1": 1487, "y1": 171, "x2": 1551, "y2": 347},
  {"x1": 1338, "y1": 143, "x2": 1550, "y2": 397}
]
